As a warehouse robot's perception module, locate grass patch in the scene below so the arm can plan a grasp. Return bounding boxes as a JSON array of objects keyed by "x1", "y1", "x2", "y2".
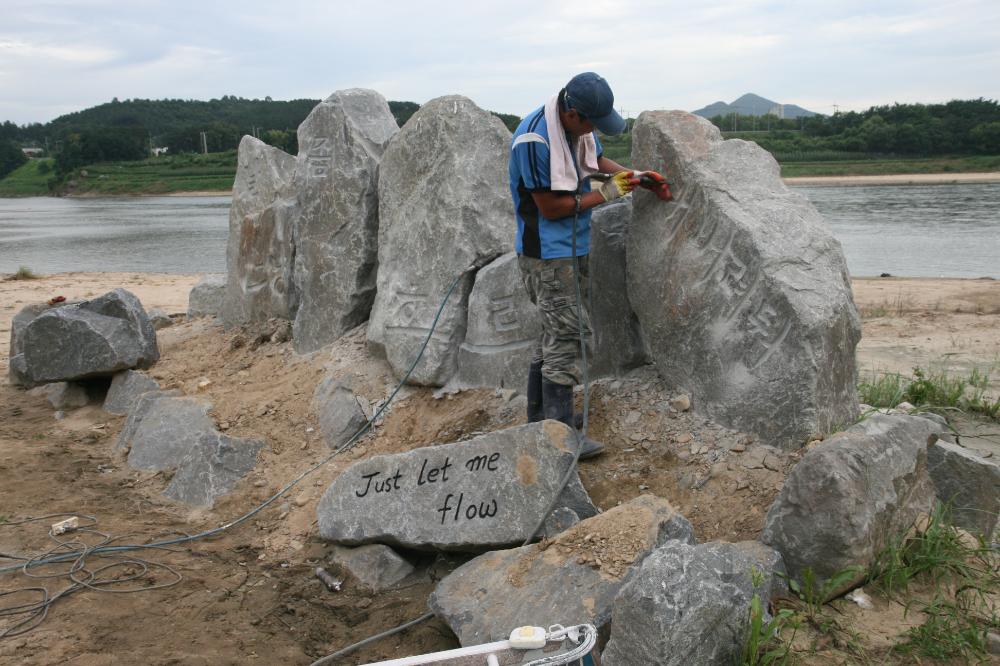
[
  {"x1": 781, "y1": 154, "x2": 1000, "y2": 178},
  {"x1": 858, "y1": 365, "x2": 1000, "y2": 420},
  {"x1": 869, "y1": 504, "x2": 999, "y2": 661},
  {"x1": 65, "y1": 151, "x2": 237, "y2": 195},
  {"x1": 7, "y1": 266, "x2": 41, "y2": 280},
  {"x1": 0, "y1": 158, "x2": 56, "y2": 196},
  {"x1": 740, "y1": 587, "x2": 798, "y2": 665}
]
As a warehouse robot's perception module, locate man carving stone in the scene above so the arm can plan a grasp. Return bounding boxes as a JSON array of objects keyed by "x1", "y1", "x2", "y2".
[{"x1": 508, "y1": 72, "x2": 671, "y2": 458}]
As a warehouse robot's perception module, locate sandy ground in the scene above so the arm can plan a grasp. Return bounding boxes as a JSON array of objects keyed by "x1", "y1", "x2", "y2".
[
  {"x1": 1, "y1": 271, "x2": 998, "y2": 665},
  {"x1": 784, "y1": 171, "x2": 1000, "y2": 186}
]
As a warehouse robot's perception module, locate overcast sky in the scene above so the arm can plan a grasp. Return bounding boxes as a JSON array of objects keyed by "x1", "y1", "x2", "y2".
[{"x1": 3, "y1": 0, "x2": 999, "y2": 125}]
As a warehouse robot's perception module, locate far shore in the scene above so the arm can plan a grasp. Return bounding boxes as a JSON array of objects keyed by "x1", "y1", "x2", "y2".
[
  {"x1": 783, "y1": 171, "x2": 1000, "y2": 186},
  {"x1": 56, "y1": 170, "x2": 1000, "y2": 197}
]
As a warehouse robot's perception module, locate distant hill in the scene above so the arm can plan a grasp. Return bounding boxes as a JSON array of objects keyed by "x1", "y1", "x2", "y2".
[{"x1": 692, "y1": 93, "x2": 819, "y2": 119}]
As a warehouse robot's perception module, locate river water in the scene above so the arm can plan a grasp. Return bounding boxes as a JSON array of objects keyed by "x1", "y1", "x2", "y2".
[{"x1": 0, "y1": 183, "x2": 997, "y2": 278}]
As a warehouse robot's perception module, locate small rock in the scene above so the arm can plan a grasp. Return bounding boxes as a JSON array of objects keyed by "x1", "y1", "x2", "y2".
[
  {"x1": 294, "y1": 494, "x2": 310, "y2": 507},
  {"x1": 196, "y1": 377, "x2": 212, "y2": 391},
  {"x1": 54, "y1": 410, "x2": 66, "y2": 420},
  {"x1": 253, "y1": 479, "x2": 267, "y2": 488},
  {"x1": 762, "y1": 454, "x2": 783, "y2": 472},
  {"x1": 895, "y1": 401, "x2": 916, "y2": 412},
  {"x1": 675, "y1": 433, "x2": 693, "y2": 444},
  {"x1": 730, "y1": 442, "x2": 746, "y2": 453},
  {"x1": 987, "y1": 631, "x2": 1000, "y2": 656},
  {"x1": 669, "y1": 395, "x2": 691, "y2": 412}
]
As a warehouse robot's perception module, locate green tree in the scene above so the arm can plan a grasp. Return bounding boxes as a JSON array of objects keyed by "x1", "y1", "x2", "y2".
[
  {"x1": 970, "y1": 121, "x2": 1000, "y2": 153},
  {"x1": 0, "y1": 140, "x2": 27, "y2": 179}
]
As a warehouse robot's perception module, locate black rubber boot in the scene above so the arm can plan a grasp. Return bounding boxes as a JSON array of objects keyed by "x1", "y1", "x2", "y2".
[
  {"x1": 527, "y1": 361, "x2": 544, "y2": 423},
  {"x1": 542, "y1": 379, "x2": 605, "y2": 459}
]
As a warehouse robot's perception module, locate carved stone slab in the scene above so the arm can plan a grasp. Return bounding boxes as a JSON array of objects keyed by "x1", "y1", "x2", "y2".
[
  {"x1": 317, "y1": 421, "x2": 591, "y2": 551},
  {"x1": 628, "y1": 111, "x2": 861, "y2": 448},
  {"x1": 453, "y1": 252, "x2": 540, "y2": 389},
  {"x1": 367, "y1": 95, "x2": 514, "y2": 386},
  {"x1": 291, "y1": 89, "x2": 398, "y2": 353},
  {"x1": 222, "y1": 135, "x2": 297, "y2": 327}
]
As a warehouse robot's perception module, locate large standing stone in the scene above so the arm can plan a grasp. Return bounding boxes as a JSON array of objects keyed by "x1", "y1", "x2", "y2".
[
  {"x1": 368, "y1": 95, "x2": 514, "y2": 386},
  {"x1": 222, "y1": 136, "x2": 298, "y2": 327},
  {"x1": 291, "y1": 89, "x2": 398, "y2": 353},
  {"x1": 927, "y1": 439, "x2": 1000, "y2": 539},
  {"x1": 628, "y1": 111, "x2": 861, "y2": 448},
  {"x1": 590, "y1": 197, "x2": 647, "y2": 377},
  {"x1": 187, "y1": 274, "x2": 226, "y2": 319},
  {"x1": 761, "y1": 413, "x2": 941, "y2": 597},
  {"x1": 163, "y1": 431, "x2": 265, "y2": 507},
  {"x1": 316, "y1": 421, "x2": 594, "y2": 551},
  {"x1": 116, "y1": 392, "x2": 216, "y2": 472},
  {"x1": 602, "y1": 540, "x2": 786, "y2": 666},
  {"x1": 18, "y1": 289, "x2": 158, "y2": 387},
  {"x1": 428, "y1": 495, "x2": 694, "y2": 646},
  {"x1": 452, "y1": 253, "x2": 540, "y2": 390},
  {"x1": 103, "y1": 369, "x2": 161, "y2": 416}
]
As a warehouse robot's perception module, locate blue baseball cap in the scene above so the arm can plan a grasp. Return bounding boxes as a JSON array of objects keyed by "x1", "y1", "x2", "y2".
[{"x1": 563, "y1": 72, "x2": 626, "y2": 135}]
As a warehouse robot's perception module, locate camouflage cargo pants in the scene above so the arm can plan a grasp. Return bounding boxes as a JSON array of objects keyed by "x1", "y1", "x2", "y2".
[{"x1": 517, "y1": 254, "x2": 593, "y2": 386}]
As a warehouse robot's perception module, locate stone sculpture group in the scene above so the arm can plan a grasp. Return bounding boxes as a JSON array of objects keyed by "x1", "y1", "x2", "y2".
[{"x1": 9, "y1": 88, "x2": 998, "y2": 664}]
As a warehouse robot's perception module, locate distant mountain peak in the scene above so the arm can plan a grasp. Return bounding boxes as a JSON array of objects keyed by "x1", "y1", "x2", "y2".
[{"x1": 692, "y1": 94, "x2": 819, "y2": 119}]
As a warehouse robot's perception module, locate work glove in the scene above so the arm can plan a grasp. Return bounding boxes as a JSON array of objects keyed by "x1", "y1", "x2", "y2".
[
  {"x1": 634, "y1": 170, "x2": 673, "y2": 201},
  {"x1": 598, "y1": 170, "x2": 637, "y2": 202}
]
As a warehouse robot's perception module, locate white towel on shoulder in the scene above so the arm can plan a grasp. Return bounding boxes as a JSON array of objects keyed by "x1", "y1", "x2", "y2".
[{"x1": 544, "y1": 94, "x2": 599, "y2": 191}]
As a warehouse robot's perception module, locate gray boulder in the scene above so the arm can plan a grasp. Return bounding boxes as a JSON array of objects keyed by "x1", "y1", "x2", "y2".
[
  {"x1": 163, "y1": 431, "x2": 265, "y2": 507},
  {"x1": 103, "y1": 370, "x2": 161, "y2": 416},
  {"x1": 628, "y1": 111, "x2": 861, "y2": 448},
  {"x1": 927, "y1": 439, "x2": 1000, "y2": 539},
  {"x1": 18, "y1": 289, "x2": 158, "y2": 387},
  {"x1": 452, "y1": 253, "x2": 540, "y2": 390},
  {"x1": 188, "y1": 275, "x2": 226, "y2": 319},
  {"x1": 602, "y1": 540, "x2": 786, "y2": 666},
  {"x1": 291, "y1": 89, "x2": 398, "y2": 353},
  {"x1": 313, "y1": 377, "x2": 367, "y2": 449},
  {"x1": 9, "y1": 301, "x2": 75, "y2": 385},
  {"x1": 317, "y1": 421, "x2": 594, "y2": 551},
  {"x1": 328, "y1": 544, "x2": 415, "y2": 592},
  {"x1": 116, "y1": 392, "x2": 215, "y2": 472},
  {"x1": 761, "y1": 413, "x2": 941, "y2": 597},
  {"x1": 590, "y1": 197, "x2": 648, "y2": 377},
  {"x1": 146, "y1": 308, "x2": 174, "y2": 330},
  {"x1": 222, "y1": 136, "x2": 298, "y2": 327},
  {"x1": 428, "y1": 495, "x2": 694, "y2": 645},
  {"x1": 29, "y1": 382, "x2": 89, "y2": 409},
  {"x1": 368, "y1": 95, "x2": 514, "y2": 385}
]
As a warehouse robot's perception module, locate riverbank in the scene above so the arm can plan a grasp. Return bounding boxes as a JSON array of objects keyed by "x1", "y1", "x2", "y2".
[
  {"x1": 61, "y1": 170, "x2": 1000, "y2": 196},
  {"x1": 38, "y1": 170, "x2": 1000, "y2": 198},
  {"x1": 785, "y1": 171, "x2": 1000, "y2": 186},
  {"x1": 4, "y1": 272, "x2": 999, "y2": 390}
]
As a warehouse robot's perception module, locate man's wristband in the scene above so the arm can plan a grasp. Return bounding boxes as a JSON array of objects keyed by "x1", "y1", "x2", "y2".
[{"x1": 574, "y1": 193, "x2": 583, "y2": 214}]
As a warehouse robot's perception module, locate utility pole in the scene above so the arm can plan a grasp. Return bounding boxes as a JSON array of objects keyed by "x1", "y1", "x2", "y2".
[{"x1": 200, "y1": 131, "x2": 208, "y2": 154}]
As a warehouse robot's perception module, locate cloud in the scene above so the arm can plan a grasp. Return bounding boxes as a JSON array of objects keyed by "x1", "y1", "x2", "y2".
[{"x1": 0, "y1": 0, "x2": 998, "y2": 124}]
